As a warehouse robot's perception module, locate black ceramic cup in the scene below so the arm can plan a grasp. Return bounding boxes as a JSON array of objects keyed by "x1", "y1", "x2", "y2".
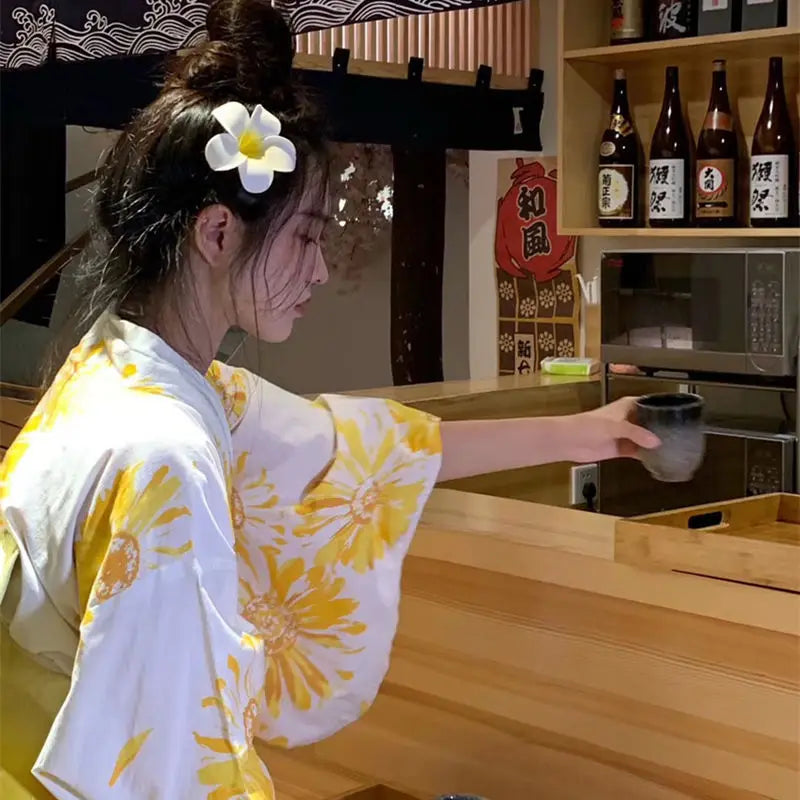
[{"x1": 635, "y1": 393, "x2": 706, "y2": 483}]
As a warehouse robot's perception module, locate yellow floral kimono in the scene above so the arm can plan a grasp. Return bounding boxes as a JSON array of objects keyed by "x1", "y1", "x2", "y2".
[{"x1": 0, "y1": 312, "x2": 441, "y2": 799}]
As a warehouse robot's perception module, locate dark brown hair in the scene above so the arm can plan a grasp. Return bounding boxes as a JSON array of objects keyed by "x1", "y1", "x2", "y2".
[{"x1": 47, "y1": 0, "x2": 328, "y2": 380}]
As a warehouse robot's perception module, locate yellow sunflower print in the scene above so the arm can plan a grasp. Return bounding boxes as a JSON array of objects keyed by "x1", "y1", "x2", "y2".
[
  {"x1": 0, "y1": 421, "x2": 40, "y2": 503},
  {"x1": 75, "y1": 462, "x2": 192, "y2": 612},
  {"x1": 228, "y1": 451, "x2": 279, "y2": 541},
  {"x1": 295, "y1": 418, "x2": 428, "y2": 572},
  {"x1": 207, "y1": 362, "x2": 249, "y2": 431},
  {"x1": 194, "y1": 644, "x2": 275, "y2": 800},
  {"x1": 108, "y1": 728, "x2": 153, "y2": 788},
  {"x1": 1, "y1": 337, "x2": 167, "y2": 503},
  {"x1": 34, "y1": 340, "x2": 105, "y2": 432},
  {"x1": 237, "y1": 547, "x2": 365, "y2": 715},
  {"x1": 0, "y1": 342, "x2": 100, "y2": 501},
  {"x1": 389, "y1": 401, "x2": 442, "y2": 456}
]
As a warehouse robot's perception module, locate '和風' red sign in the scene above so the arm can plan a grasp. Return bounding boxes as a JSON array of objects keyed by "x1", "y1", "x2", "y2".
[{"x1": 494, "y1": 159, "x2": 576, "y2": 283}]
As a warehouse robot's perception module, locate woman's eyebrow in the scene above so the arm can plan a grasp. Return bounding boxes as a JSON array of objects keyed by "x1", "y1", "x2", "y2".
[{"x1": 298, "y1": 210, "x2": 333, "y2": 223}]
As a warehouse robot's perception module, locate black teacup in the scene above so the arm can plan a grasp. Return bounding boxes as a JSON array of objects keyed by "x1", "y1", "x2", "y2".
[{"x1": 635, "y1": 393, "x2": 705, "y2": 483}]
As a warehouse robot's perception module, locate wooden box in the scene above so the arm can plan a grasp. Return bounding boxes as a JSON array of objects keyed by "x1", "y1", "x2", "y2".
[
  {"x1": 697, "y1": 0, "x2": 741, "y2": 36},
  {"x1": 331, "y1": 787, "x2": 424, "y2": 800},
  {"x1": 741, "y1": 0, "x2": 789, "y2": 30},
  {"x1": 615, "y1": 492, "x2": 800, "y2": 591}
]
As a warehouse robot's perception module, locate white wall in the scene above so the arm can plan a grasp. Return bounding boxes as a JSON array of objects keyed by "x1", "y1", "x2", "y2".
[
  {"x1": 232, "y1": 164, "x2": 470, "y2": 395},
  {"x1": 467, "y1": 0, "x2": 558, "y2": 379}
]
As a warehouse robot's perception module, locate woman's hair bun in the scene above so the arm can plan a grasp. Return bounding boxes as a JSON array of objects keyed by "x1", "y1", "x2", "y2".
[{"x1": 168, "y1": 0, "x2": 295, "y2": 106}]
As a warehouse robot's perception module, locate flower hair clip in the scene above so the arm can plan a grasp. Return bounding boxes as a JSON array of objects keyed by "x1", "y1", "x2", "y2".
[{"x1": 205, "y1": 101, "x2": 296, "y2": 194}]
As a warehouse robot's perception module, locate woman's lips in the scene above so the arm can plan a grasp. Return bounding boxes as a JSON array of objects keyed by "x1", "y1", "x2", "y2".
[{"x1": 294, "y1": 298, "x2": 311, "y2": 316}]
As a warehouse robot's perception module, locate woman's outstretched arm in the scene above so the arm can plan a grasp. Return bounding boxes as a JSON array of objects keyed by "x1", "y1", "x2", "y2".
[{"x1": 439, "y1": 397, "x2": 659, "y2": 482}]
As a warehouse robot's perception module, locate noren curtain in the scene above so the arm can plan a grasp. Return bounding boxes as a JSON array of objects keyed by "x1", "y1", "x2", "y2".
[{"x1": 1, "y1": 0, "x2": 520, "y2": 69}]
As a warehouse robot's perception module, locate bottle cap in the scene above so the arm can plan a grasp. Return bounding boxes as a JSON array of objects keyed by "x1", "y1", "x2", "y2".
[
  {"x1": 712, "y1": 59, "x2": 726, "y2": 70},
  {"x1": 614, "y1": 68, "x2": 626, "y2": 80}
]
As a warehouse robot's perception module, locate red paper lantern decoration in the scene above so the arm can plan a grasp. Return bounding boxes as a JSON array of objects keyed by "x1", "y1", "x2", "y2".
[{"x1": 494, "y1": 159, "x2": 576, "y2": 283}]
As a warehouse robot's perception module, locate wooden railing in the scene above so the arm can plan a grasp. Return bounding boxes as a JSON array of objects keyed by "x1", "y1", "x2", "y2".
[
  {"x1": 0, "y1": 231, "x2": 89, "y2": 327},
  {"x1": 294, "y1": 0, "x2": 539, "y2": 85}
]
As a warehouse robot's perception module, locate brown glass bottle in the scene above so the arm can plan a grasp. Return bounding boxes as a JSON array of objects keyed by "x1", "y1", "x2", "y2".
[
  {"x1": 611, "y1": 0, "x2": 644, "y2": 45},
  {"x1": 750, "y1": 56, "x2": 798, "y2": 227},
  {"x1": 598, "y1": 69, "x2": 641, "y2": 227},
  {"x1": 648, "y1": 66, "x2": 691, "y2": 227},
  {"x1": 696, "y1": 59, "x2": 738, "y2": 227}
]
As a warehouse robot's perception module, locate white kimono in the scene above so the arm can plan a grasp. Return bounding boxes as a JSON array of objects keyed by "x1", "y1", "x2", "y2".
[{"x1": 0, "y1": 313, "x2": 441, "y2": 799}]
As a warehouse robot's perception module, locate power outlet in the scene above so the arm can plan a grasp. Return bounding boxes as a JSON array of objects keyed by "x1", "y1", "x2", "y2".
[{"x1": 570, "y1": 463, "x2": 598, "y2": 507}]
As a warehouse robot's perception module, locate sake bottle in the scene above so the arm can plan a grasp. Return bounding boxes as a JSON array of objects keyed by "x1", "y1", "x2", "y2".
[
  {"x1": 696, "y1": 59, "x2": 738, "y2": 227},
  {"x1": 598, "y1": 69, "x2": 641, "y2": 227},
  {"x1": 648, "y1": 66, "x2": 691, "y2": 226},
  {"x1": 610, "y1": 0, "x2": 645, "y2": 45},
  {"x1": 750, "y1": 56, "x2": 797, "y2": 227}
]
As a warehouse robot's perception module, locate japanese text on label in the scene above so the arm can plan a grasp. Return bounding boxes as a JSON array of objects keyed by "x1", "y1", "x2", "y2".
[
  {"x1": 648, "y1": 158, "x2": 684, "y2": 219},
  {"x1": 658, "y1": 0, "x2": 687, "y2": 34},
  {"x1": 750, "y1": 154, "x2": 789, "y2": 219},
  {"x1": 517, "y1": 185, "x2": 551, "y2": 258}
]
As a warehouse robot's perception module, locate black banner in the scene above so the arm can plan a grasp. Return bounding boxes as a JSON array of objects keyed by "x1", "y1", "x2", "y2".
[{"x1": 1, "y1": 0, "x2": 519, "y2": 70}]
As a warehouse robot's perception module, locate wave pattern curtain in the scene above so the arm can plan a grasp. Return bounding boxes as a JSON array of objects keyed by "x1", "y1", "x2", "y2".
[{"x1": 1, "y1": 0, "x2": 521, "y2": 69}]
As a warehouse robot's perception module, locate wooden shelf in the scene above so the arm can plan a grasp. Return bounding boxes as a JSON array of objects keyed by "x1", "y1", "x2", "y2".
[
  {"x1": 564, "y1": 27, "x2": 800, "y2": 65},
  {"x1": 557, "y1": 0, "x2": 800, "y2": 234},
  {"x1": 562, "y1": 227, "x2": 800, "y2": 238}
]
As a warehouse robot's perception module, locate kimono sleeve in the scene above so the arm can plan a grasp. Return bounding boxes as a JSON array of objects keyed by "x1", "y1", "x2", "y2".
[
  {"x1": 215, "y1": 364, "x2": 442, "y2": 747},
  {"x1": 33, "y1": 443, "x2": 276, "y2": 800}
]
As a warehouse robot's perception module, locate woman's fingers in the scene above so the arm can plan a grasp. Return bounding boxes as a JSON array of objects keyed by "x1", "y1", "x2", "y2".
[
  {"x1": 617, "y1": 439, "x2": 641, "y2": 459},
  {"x1": 614, "y1": 396, "x2": 640, "y2": 419},
  {"x1": 616, "y1": 420, "x2": 660, "y2": 450}
]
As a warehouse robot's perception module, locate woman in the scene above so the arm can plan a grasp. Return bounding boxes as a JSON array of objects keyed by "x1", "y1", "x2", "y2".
[{"x1": 0, "y1": 1, "x2": 657, "y2": 797}]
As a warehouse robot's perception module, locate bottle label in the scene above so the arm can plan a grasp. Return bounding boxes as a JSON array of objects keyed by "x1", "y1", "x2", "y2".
[
  {"x1": 657, "y1": 1, "x2": 690, "y2": 36},
  {"x1": 600, "y1": 141, "x2": 616, "y2": 157},
  {"x1": 702, "y1": 110, "x2": 733, "y2": 132},
  {"x1": 609, "y1": 114, "x2": 634, "y2": 136},
  {"x1": 599, "y1": 165, "x2": 634, "y2": 219},
  {"x1": 702, "y1": 0, "x2": 728, "y2": 10},
  {"x1": 648, "y1": 158, "x2": 685, "y2": 220},
  {"x1": 696, "y1": 159, "x2": 735, "y2": 218},
  {"x1": 611, "y1": 0, "x2": 643, "y2": 38},
  {"x1": 750, "y1": 154, "x2": 789, "y2": 219}
]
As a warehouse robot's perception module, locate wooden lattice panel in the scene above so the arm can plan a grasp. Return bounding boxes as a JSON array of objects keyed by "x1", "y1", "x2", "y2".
[{"x1": 294, "y1": 0, "x2": 538, "y2": 81}]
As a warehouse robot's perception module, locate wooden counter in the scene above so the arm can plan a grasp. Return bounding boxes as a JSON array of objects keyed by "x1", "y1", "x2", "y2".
[{"x1": 265, "y1": 489, "x2": 800, "y2": 800}]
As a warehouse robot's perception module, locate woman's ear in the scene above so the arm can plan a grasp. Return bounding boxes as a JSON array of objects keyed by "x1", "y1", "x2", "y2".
[{"x1": 193, "y1": 205, "x2": 242, "y2": 269}]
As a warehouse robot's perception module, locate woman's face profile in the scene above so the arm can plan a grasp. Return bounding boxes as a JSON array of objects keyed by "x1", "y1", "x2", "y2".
[{"x1": 233, "y1": 204, "x2": 330, "y2": 343}]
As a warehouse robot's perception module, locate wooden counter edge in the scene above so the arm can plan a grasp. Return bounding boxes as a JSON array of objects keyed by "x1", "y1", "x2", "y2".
[{"x1": 417, "y1": 489, "x2": 800, "y2": 637}]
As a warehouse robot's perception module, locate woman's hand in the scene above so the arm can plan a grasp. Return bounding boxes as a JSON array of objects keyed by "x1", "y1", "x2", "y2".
[
  {"x1": 555, "y1": 396, "x2": 660, "y2": 464},
  {"x1": 438, "y1": 397, "x2": 660, "y2": 483}
]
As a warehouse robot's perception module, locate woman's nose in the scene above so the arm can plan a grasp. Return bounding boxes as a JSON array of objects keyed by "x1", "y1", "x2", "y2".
[{"x1": 312, "y1": 249, "x2": 329, "y2": 286}]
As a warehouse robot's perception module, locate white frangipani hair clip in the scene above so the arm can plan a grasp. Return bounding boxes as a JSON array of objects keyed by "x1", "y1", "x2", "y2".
[{"x1": 205, "y1": 101, "x2": 296, "y2": 194}]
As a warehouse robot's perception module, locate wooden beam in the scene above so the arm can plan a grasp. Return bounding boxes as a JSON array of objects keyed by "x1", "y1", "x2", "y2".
[
  {"x1": 65, "y1": 169, "x2": 98, "y2": 194},
  {"x1": 0, "y1": 72, "x2": 67, "y2": 325},
  {"x1": 292, "y1": 52, "x2": 528, "y2": 89},
  {"x1": 0, "y1": 231, "x2": 89, "y2": 326},
  {"x1": 390, "y1": 147, "x2": 446, "y2": 386}
]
